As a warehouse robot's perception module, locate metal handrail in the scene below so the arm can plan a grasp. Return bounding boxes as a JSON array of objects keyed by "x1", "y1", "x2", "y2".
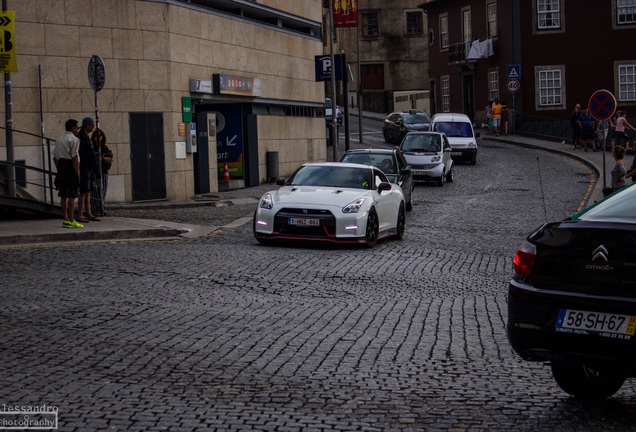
[{"x1": 0, "y1": 126, "x2": 57, "y2": 208}]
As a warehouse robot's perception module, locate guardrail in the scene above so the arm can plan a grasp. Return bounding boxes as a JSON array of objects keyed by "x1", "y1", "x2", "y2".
[{"x1": 0, "y1": 126, "x2": 57, "y2": 214}]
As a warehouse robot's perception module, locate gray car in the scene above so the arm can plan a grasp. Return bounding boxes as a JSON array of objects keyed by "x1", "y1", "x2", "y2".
[
  {"x1": 400, "y1": 131, "x2": 454, "y2": 187},
  {"x1": 340, "y1": 148, "x2": 414, "y2": 211}
]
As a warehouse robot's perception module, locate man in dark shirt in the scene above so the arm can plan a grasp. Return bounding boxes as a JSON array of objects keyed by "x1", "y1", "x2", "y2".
[
  {"x1": 77, "y1": 117, "x2": 100, "y2": 222},
  {"x1": 578, "y1": 107, "x2": 596, "y2": 152}
]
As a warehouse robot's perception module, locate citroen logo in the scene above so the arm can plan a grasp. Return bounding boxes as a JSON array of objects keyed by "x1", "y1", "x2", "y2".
[
  {"x1": 592, "y1": 245, "x2": 609, "y2": 263},
  {"x1": 303, "y1": 209, "x2": 308, "y2": 214}
]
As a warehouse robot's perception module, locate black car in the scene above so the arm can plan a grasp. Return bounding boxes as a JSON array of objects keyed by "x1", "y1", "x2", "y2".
[
  {"x1": 508, "y1": 183, "x2": 636, "y2": 399},
  {"x1": 383, "y1": 110, "x2": 431, "y2": 144},
  {"x1": 340, "y1": 148, "x2": 414, "y2": 211}
]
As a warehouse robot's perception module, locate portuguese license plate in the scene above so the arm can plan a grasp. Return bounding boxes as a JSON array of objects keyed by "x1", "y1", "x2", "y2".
[
  {"x1": 556, "y1": 309, "x2": 636, "y2": 336},
  {"x1": 451, "y1": 152, "x2": 462, "y2": 156},
  {"x1": 289, "y1": 217, "x2": 319, "y2": 227},
  {"x1": 412, "y1": 170, "x2": 428, "y2": 176}
]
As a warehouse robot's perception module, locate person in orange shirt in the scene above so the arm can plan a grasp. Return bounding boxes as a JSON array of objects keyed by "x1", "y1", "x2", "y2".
[{"x1": 491, "y1": 98, "x2": 505, "y2": 136}]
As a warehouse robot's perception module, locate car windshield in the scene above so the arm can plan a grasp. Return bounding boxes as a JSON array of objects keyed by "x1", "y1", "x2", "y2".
[
  {"x1": 572, "y1": 184, "x2": 636, "y2": 223},
  {"x1": 434, "y1": 122, "x2": 473, "y2": 137},
  {"x1": 341, "y1": 153, "x2": 397, "y2": 175},
  {"x1": 288, "y1": 165, "x2": 372, "y2": 190},
  {"x1": 401, "y1": 135, "x2": 440, "y2": 153},
  {"x1": 403, "y1": 113, "x2": 430, "y2": 124}
]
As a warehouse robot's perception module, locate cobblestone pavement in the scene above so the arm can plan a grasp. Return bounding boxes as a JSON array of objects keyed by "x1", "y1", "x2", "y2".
[{"x1": 2, "y1": 142, "x2": 636, "y2": 431}]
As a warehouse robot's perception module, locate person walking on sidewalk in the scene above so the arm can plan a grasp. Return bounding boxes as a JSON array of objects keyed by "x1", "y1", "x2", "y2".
[
  {"x1": 570, "y1": 103, "x2": 582, "y2": 149},
  {"x1": 615, "y1": 111, "x2": 636, "y2": 149},
  {"x1": 52, "y1": 119, "x2": 83, "y2": 229},
  {"x1": 578, "y1": 107, "x2": 596, "y2": 152},
  {"x1": 77, "y1": 117, "x2": 101, "y2": 223},
  {"x1": 491, "y1": 98, "x2": 504, "y2": 136},
  {"x1": 611, "y1": 146, "x2": 627, "y2": 192}
]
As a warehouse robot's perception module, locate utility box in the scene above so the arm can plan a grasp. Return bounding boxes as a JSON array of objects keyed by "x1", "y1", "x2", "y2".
[{"x1": 266, "y1": 151, "x2": 279, "y2": 181}]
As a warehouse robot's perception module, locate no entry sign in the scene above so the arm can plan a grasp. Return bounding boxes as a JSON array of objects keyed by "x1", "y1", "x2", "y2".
[{"x1": 589, "y1": 89, "x2": 616, "y2": 121}]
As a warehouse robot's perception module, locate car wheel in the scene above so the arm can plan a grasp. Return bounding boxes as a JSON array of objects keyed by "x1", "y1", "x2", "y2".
[
  {"x1": 393, "y1": 204, "x2": 405, "y2": 240},
  {"x1": 364, "y1": 208, "x2": 379, "y2": 248},
  {"x1": 470, "y1": 157, "x2": 477, "y2": 165},
  {"x1": 550, "y1": 360, "x2": 626, "y2": 399},
  {"x1": 446, "y1": 166, "x2": 454, "y2": 183},
  {"x1": 437, "y1": 175, "x2": 444, "y2": 187},
  {"x1": 406, "y1": 188, "x2": 413, "y2": 211}
]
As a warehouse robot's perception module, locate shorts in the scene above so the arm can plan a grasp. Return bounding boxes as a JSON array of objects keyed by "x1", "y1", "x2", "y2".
[
  {"x1": 581, "y1": 129, "x2": 595, "y2": 140},
  {"x1": 492, "y1": 117, "x2": 501, "y2": 127},
  {"x1": 80, "y1": 169, "x2": 96, "y2": 193},
  {"x1": 58, "y1": 186, "x2": 79, "y2": 199}
]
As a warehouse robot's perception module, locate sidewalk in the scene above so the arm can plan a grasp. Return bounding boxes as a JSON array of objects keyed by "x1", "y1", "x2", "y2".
[{"x1": 0, "y1": 111, "x2": 611, "y2": 246}]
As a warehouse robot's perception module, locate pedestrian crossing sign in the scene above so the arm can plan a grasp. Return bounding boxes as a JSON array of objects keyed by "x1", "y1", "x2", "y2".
[{"x1": 507, "y1": 65, "x2": 520, "y2": 80}]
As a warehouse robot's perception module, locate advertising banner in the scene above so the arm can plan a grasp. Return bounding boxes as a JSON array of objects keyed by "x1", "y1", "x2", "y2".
[{"x1": 333, "y1": 0, "x2": 358, "y2": 28}]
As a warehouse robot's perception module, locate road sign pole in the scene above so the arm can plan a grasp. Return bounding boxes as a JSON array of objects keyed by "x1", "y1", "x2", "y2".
[{"x1": 3, "y1": 0, "x2": 14, "y2": 198}]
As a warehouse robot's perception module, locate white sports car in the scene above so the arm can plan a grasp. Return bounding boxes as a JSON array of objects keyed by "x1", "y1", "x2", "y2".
[{"x1": 253, "y1": 162, "x2": 406, "y2": 247}]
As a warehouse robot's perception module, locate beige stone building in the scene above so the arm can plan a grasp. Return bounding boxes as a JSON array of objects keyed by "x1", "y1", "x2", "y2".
[
  {"x1": 0, "y1": 0, "x2": 325, "y2": 204},
  {"x1": 330, "y1": 0, "x2": 429, "y2": 113}
]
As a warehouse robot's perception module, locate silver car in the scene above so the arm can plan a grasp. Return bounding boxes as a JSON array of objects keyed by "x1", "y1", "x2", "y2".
[{"x1": 399, "y1": 131, "x2": 454, "y2": 186}]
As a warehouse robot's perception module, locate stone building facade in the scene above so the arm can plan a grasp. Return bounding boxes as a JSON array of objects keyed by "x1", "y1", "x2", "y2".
[{"x1": 0, "y1": 0, "x2": 325, "y2": 203}]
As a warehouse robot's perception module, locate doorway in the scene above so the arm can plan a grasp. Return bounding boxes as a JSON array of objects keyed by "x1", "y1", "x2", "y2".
[{"x1": 129, "y1": 112, "x2": 166, "y2": 201}]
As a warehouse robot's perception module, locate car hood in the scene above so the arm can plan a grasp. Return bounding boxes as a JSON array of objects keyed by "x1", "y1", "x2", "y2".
[
  {"x1": 268, "y1": 186, "x2": 371, "y2": 208},
  {"x1": 447, "y1": 137, "x2": 477, "y2": 147},
  {"x1": 404, "y1": 123, "x2": 429, "y2": 131},
  {"x1": 402, "y1": 152, "x2": 443, "y2": 164}
]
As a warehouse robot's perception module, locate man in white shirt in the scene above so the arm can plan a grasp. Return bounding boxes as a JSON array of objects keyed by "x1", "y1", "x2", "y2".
[{"x1": 53, "y1": 119, "x2": 83, "y2": 228}]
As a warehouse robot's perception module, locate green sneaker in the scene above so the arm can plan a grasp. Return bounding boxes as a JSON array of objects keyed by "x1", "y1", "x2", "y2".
[
  {"x1": 63, "y1": 220, "x2": 74, "y2": 228},
  {"x1": 71, "y1": 220, "x2": 84, "y2": 229}
]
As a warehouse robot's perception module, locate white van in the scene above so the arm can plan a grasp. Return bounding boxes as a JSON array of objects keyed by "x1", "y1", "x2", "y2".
[{"x1": 430, "y1": 113, "x2": 479, "y2": 165}]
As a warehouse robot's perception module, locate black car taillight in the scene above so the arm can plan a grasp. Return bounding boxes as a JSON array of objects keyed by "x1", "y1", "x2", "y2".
[{"x1": 513, "y1": 241, "x2": 537, "y2": 275}]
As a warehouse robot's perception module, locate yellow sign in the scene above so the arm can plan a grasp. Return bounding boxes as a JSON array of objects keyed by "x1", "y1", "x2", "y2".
[{"x1": 0, "y1": 11, "x2": 17, "y2": 73}]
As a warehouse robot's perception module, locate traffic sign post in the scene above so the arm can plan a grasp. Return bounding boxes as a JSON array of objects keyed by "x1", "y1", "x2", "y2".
[
  {"x1": 588, "y1": 89, "x2": 617, "y2": 190},
  {"x1": 88, "y1": 55, "x2": 106, "y2": 213},
  {"x1": 507, "y1": 79, "x2": 520, "y2": 93}
]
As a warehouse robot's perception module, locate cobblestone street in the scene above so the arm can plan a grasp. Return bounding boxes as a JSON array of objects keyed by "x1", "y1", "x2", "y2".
[{"x1": 2, "y1": 142, "x2": 636, "y2": 431}]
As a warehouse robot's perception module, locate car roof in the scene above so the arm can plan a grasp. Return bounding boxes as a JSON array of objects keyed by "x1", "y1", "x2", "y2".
[
  {"x1": 431, "y1": 112, "x2": 471, "y2": 122},
  {"x1": 403, "y1": 131, "x2": 445, "y2": 137},
  {"x1": 344, "y1": 148, "x2": 396, "y2": 155},
  {"x1": 302, "y1": 162, "x2": 376, "y2": 170}
]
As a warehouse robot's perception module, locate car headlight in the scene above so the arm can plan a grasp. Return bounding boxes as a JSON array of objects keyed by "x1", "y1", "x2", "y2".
[
  {"x1": 468, "y1": 140, "x2": 477, "y2": 148},
  {"x1": 343, "y1": 198, "x2": 367, "y2": 214},
  {"x1": 431, "y1": 155, "x2": 441, "y2": 163},
  {"x1": 259, "y1": 193, "x2": 273, "y2": 210}
]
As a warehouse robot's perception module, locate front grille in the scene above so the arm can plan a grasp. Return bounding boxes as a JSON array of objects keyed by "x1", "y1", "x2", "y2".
[{"x1": 274, "y1": 208, "x2": 336, "y2": 237}]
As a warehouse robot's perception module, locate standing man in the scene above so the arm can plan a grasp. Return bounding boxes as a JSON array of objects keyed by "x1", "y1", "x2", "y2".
[
  {"x1": 570, "y1": 103, "x2": 582, "y2": 149},
  {"x1": 53, "y1": 119, "x2": 83, "y2": 228},
  {"x1": 491, "y1": 98, "x2": 503, "y2": 136},
  {"x1": 77, "y1": 117, "x2": 100, "y2": 222},
  {"x1": 578, "y1": 107, "x2": 596, "y2": 152}
]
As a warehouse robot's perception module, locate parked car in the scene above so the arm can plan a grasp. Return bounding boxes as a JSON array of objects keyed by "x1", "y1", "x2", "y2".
[
  {"x1": 399, "y1": 131, "x2": 454, "y2": 187},
  {"x1": 507, "y1": 183, "x2": 636, "y2": 399},
  {"x1": 383, "y1": 110, "x2": 431, "y2": 144},
  {"x1": 325, "y1": 98, "x2": 343, "y2": 125},
  {"x1": 429, "y1": 113, "x2": 479, "y2": 165},
  {"x1": 340, "y1": 148, "x2": 414, "y2": 211},
  {"x1": 253, "y1": 162, "x2": 405, "y2": 247}
]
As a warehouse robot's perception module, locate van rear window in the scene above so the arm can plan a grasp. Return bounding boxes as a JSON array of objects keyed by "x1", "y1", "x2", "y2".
[{"x1": 434, "y1": 122, "x2": 473, "y2": 138}]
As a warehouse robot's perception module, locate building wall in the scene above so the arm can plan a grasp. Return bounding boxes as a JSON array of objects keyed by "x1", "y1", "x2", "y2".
[
  {"x1": 0, "y1": 0, "x2": 324, "y2": 203},
  {"x1": 332, "y1": 0, "x2": 429, "y2": 110}
]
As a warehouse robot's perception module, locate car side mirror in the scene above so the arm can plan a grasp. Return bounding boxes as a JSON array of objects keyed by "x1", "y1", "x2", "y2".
[
  {"x1": 377, "y1": 182, "x2": 392, "y2": 193},
  {"x1": 275, "y1": 177, "x2": 286, "y2": 186},
  {"x1": 400, "y1": 168, "x2": 411, "y2": 176}
]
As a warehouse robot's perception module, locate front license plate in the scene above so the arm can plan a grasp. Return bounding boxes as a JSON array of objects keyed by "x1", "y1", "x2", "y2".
[
  {"x1": 413, "y1": 170, "x2": 429, "y2": 176},
  {"x1": 556, "y1": 309, "x2": 636, "y2": 337},
  {"x1": 289, "y1": 217, "x2": 319, "y2": 227},
  {"x1": 451, "y1": 152, "x2": 462, "y2": 156}
]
